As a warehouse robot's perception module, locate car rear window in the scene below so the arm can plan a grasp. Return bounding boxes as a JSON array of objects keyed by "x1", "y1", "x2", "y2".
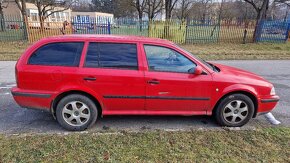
[
  {"x1": 85, "y1": 43, "x2": 138, "y2": 70},
  {"x1": 28, "y1": 42, "x2": 84, "y2": 66}
]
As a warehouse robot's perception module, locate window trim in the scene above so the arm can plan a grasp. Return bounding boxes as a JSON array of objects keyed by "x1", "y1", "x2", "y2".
[
  {"x1": 27, "y1": 41, "x2": 85, "y2": 67},
  {"x1": 143, "y1": 44, "x2": 197, "y2": 74},
  {"x1": 84, "y1": 42, "x2": 139, "y2": 71}
]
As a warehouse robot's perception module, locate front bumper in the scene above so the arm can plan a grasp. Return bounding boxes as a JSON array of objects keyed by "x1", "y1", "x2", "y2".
[{"x1": 257, "y1": 95, "x2": 279, "y2": 114}]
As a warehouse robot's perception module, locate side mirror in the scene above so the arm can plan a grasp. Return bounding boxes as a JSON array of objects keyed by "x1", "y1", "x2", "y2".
[{"x1": 194, "y1": 65, "x2": 203, "y2": 75}]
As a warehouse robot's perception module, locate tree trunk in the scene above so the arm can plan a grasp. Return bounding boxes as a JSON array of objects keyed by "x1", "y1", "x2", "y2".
[
  {"x1": 0, "y1": 8, "x2": 5, "y2": 32},
  {"x1": 138, "y1": 13, "x2": 143, "y2": 32},
  {"x1": 39, "y1": 15, "x2": 45, "y2": 32},
  {"x1": 165, "y1": 0, "x2": 172, "y2": 19},
  {"x1": 253, "y1": 12, "x2": 261, "y2": 42},
  {"x1": 252, "y1": 0, "x2": 269, "y2": 42},
  {"x1": 21, "y1": 0, "x2": 28, "y2": 40}
]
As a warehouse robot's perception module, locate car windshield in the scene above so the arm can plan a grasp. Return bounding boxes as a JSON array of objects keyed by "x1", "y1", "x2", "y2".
[{"x1": 175, "y1": 44, "x2": 217, "y2": 72}]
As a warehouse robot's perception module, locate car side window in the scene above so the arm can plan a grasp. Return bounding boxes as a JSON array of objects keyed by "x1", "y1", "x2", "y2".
[
  {"x1": 85, "y1": 43, "x2": 138, "y2": 70},
  {"x1": 144, "y1": 45, "x2": 196, "y2": 73},
  {"x1": 28, "y1": 42, "x2": 84, "y2": 66}
]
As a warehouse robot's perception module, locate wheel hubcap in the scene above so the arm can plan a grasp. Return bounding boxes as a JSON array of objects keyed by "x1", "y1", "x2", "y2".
[
  {"x1": 62, "y1": 101, "x2": 90, "y2": 126},
  {"x1": 223, "y1": 100, "x2": 249, "y2": 124}
]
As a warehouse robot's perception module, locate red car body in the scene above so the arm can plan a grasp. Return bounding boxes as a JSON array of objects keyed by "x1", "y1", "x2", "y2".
[{"x1": 12, "y1": 35, "x2": 279, "y2": 119}]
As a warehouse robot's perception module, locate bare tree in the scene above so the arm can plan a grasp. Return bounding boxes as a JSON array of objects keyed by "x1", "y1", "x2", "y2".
[
  {"x1": 244, "y1": 0, "x2": 290, "y2": 41},
  {"x1": 276, "y1": 0, "x2": 290, "y2": 6},
  {"x1": 14, "y1": 0, "x2": 28, "y2": 38},
  {"x1": 15, "y1": 0, "x2": 27, "y2": 18},
  {"x1": 175, "y1": 0, "x2": 193, "y2": 20},
  {"x1": 164, "y1": 0, "x2": 178, "y2": 19},
  {"x1": 145, "y1": 0, "x2": 163, "y2": 20},
  {"x1": 131, "y1": 0, "x2": 147, "y2": 31},
  {"x1": 31, "y1": 0, "x2": 77, "y2": 31},
  {"x1": 200, "y1": 0, "x2": 212, "y2": 21},
  {"x1": 188, "y1": 0, "x2": 213, "y2": 20},
  {"x1": 72, "y1": 0, "x2": 91, "y2": 12},
  {"x1": 112, "y1": 0, "x2": 136, "y2": 18},
  {"x1": 0, "y1": 0, "x2": 9, "y2": 31}
]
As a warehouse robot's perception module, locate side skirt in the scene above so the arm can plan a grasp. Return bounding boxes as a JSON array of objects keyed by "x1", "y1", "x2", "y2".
[{"x1": 102, "y1": 110, "x2": 208, "y2": 116}]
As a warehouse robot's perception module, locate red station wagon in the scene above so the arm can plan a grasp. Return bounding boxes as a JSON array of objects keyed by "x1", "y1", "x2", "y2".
[{"x1": 11, "y1": 35, "x2": 279, "y2": 131}]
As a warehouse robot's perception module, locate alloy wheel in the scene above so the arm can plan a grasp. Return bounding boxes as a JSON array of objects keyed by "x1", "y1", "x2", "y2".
[
  {"x1": 62, "y1": 101, "x2": 91, "y2": 126},
  {"x1": 223, "y1": 100, "x2": 249, "y2": 124}
]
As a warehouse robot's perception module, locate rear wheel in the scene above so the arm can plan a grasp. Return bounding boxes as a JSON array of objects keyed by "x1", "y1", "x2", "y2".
[
  {"x1": 56, "y1": 94, "x2": 98, "y2": 131},
  {"x1": 215, "y1": 94, "x2": 255, "y2": 127}
]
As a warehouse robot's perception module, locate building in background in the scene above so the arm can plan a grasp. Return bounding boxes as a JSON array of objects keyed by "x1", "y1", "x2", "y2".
[
  {"x1": 3, "y1": 2, "x2": 71, "y2": 23},
  {"x1": 71, "y1": 11, "x2": 114, "y2": 24}
]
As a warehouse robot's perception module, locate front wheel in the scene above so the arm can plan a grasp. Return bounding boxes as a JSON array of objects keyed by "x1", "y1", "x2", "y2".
[
  {"x1": 215, "y1": 94, "x2": 255, "y2": 127},
  {"x1": 56, "y1": 94, "x2": 98, "y2": 131}
]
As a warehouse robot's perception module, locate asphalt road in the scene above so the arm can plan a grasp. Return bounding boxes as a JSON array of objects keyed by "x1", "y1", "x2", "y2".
[{"x1": 0, "y1": 60, "x2": 289, "y2": 134}]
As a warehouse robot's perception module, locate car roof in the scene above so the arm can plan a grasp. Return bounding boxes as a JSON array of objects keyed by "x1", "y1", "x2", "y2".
[{"x1": 45, "y1": 34, "x2": 174, "y2": 44}]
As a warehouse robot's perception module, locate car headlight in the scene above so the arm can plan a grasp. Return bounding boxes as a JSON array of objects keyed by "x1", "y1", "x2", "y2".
[{"x1": 270, "y1": 87, "x2": 276, "y2": 95}]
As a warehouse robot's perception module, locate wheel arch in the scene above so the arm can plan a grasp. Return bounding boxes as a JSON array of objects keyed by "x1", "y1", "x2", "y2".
[
  {"x1": 51, "y1": 90, "x2": 103, "y2": 119},
  {"x1": 212, "y1": 90, "x2": 258, "y2": 118}
]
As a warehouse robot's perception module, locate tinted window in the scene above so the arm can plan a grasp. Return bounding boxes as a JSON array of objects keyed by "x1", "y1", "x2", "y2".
[
  {"x1": 29, "y1": 42, "x2": 84, "y2": 66},
  {"x1": 144, "y1": 45, "x2": 196, "y2": 73},
  {"x1": 85, "y1": 43, "x2": 138, "y2": 70}
]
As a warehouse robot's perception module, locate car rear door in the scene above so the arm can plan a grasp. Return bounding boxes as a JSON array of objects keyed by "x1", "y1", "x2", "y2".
[
  {"x1": 20, "y1": 41, "x2": 84, "y2": 94},
  {"x1": 79, "y1": 41, "x2": 146, "y2": 114},
  {"x1": 142, "y1": 44, "x2": 212, "y2": 114}
]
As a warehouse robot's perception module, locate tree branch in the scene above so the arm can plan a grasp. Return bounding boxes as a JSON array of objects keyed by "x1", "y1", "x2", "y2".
[
  {"x1": 14, "y1": 0, "x2": 22, "y2": 10},
  {"x1": 244, "y1": 0, "x2": 260, "y2": 12}
]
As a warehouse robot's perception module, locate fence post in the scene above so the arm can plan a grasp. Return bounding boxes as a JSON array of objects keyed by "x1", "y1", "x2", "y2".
[
  {"x1": 0, "y1": 14, "x2": 5, "y2": 32},
  {"x1": 185, "y1": 19, "x2": 188, "y2": 44},
  {"x1": 108, "y1": 20, "x2": 111, "y2": 34},
  {"x1": 23, "y1": 16, "x2": 29, "y2": 42},
  {"x1": 148, "y1": 20, "x2": 151, "y2": 37},
  {"x1": 216, "y1": 19, "x2": 221, "y2": 43},
  {"x1": 285, "y1": 23, "x2": 290, "y2": 42}
]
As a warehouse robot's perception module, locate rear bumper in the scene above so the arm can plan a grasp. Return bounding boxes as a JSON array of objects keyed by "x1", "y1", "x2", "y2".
[
  {"x1": 11, "y1": 87, "x2": 53, "y2": 111},
  {"x1": 257, "y1": 95, "x2": 279, "y2": 114}
]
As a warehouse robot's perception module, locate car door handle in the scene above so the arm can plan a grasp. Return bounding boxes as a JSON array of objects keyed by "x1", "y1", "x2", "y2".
[
  {"x1": 147, "y1": 79, "x2": 160, "y2": 85},
  {"x1": 83, "y1": 77, "x2": 96, "y2": 81}
]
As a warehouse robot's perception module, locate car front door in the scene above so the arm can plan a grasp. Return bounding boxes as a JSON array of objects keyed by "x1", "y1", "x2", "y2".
[
  {"x1": 142, "y1": 44, "x2": 212, "y2": 114},
  {"x1": 79, "y1": 42, "x2": 145, "y2": 114}
]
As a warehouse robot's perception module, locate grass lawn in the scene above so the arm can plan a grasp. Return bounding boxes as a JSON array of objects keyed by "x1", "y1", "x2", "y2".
[
  {"x1": 182, "y1": 42, "x2": 290, "y2": 60},
  {"x1": 149, "y1": 22, "x2": 186, "y2": 44},
  {"x1": 0, "y1": 41, "x2": 289, "y2": 61},
  {"x1": 0, "y1": 127, "x2": 289, "y2": 162},
  {"x1": 111, "y1": 26, "x2": 148, "y2": 36}
]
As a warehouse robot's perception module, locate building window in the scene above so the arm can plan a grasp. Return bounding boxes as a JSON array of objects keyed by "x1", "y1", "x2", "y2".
[{"x1": 31, "y1": 13, "x2": 38, "y2": 21}]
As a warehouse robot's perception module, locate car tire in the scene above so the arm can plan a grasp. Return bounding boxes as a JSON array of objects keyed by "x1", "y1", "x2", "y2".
[
  {"x1": 56, "y1": 94, "x2": 98, "y2": 131},
  {"x1": 215, "y1": 94, "x2": 255, "y2": 127}
]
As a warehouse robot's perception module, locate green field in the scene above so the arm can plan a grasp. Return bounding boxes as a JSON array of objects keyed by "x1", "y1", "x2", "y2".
[
  {"x1": 111, "y1": 25, "x2": 148, "y2": 36},
  {"x1": 149, "y1": 21, "x2": 186, "y2": 44},
  {"x1": 0, "y1": 127, "x2": 289, "y2": 162},
  {"x1": 182, "y1": 42, "x2": 290, "y2": 60}
]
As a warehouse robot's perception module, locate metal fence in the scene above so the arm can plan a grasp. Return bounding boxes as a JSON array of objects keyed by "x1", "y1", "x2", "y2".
[
  {"x1": 0, "y1": 15, "x2": 289, "y2": 44},
  {"x1": 256, "y1": 20, "x2": 290, "y2": 43},
  {"x1": 186, "y1": 20, "x2": 220, "y2": 44},
  {"x1": 0, "y1": 15, "x2": 27, "y2": 41}
]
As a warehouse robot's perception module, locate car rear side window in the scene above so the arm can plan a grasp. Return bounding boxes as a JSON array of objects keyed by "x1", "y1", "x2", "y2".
[
  {"x1": 85, "y1": 43, "x2": 138, "y2": 70},
  {"x1": 28, "y1": 42, "x2": 84, "y2": 66}
]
